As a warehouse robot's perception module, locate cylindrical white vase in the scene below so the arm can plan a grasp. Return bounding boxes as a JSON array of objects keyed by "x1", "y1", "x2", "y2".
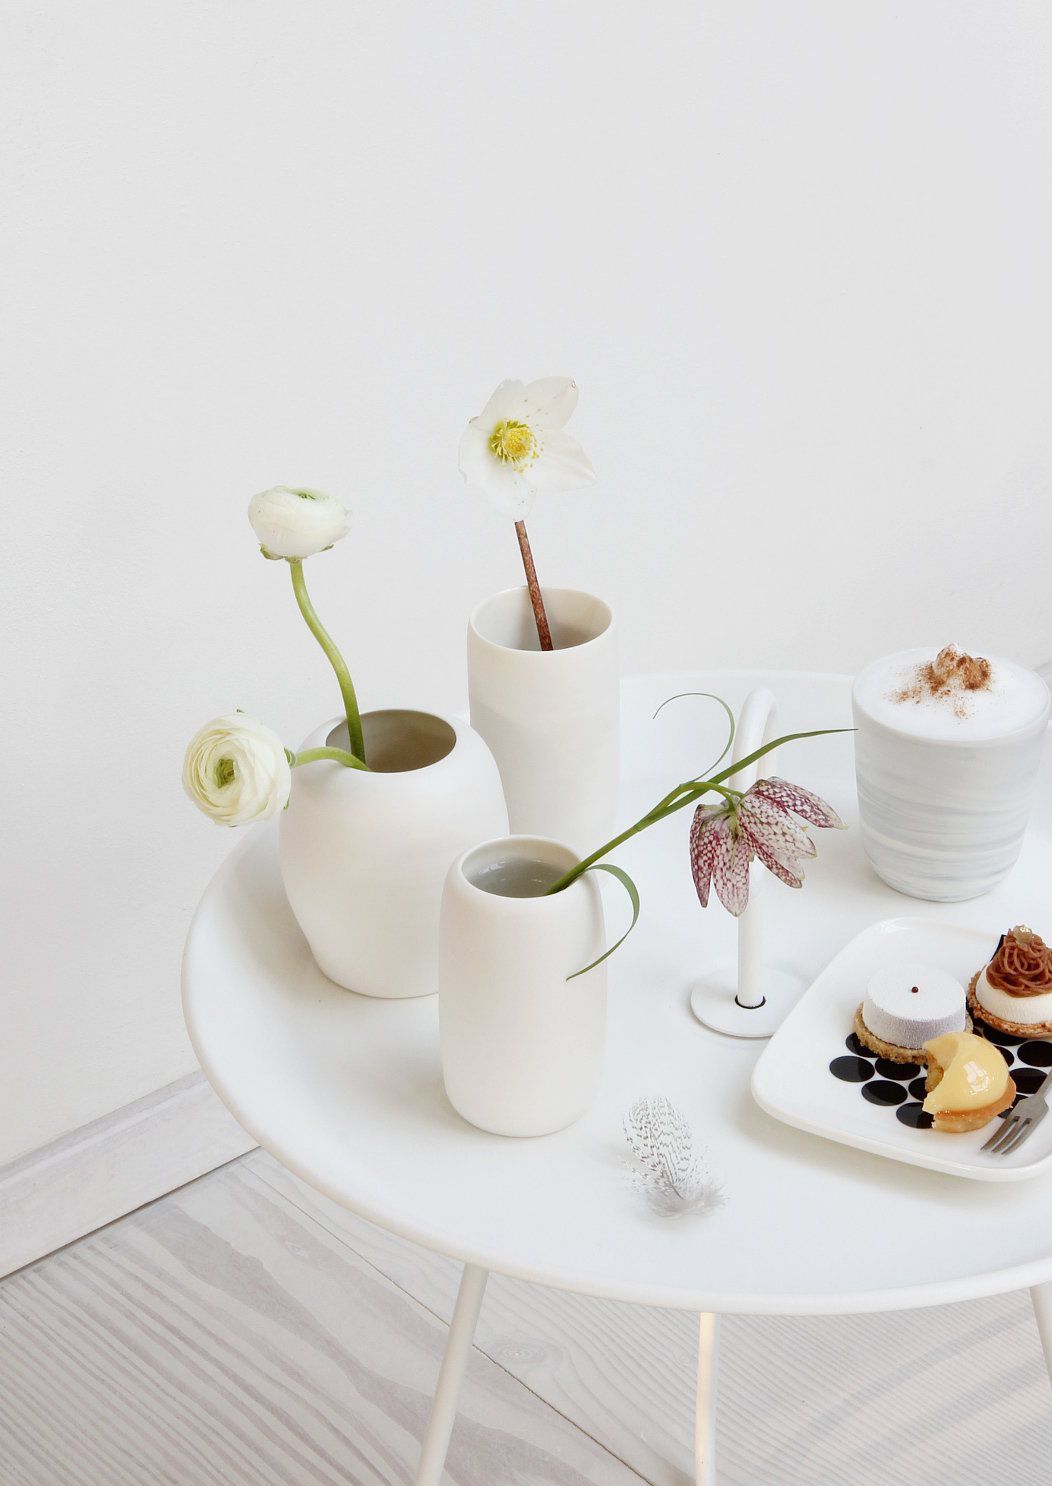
[
  {"x1": 467, "y1": 586, "x2": 620, "y2": 857},
  {"x1": 853, "y1": 647, "x2": 1050, "y2": 901},
  {"x1": 280, "y1": 710, "x2": 508, "y2": 996},
  {"x1": 439, "y1": 835, "x2": 607, "y2": 1136}
]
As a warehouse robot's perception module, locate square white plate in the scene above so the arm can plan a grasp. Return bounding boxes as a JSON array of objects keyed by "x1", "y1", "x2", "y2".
[{"x1": 751, "y1": 917, "x2": 1052, "y2": 1182}]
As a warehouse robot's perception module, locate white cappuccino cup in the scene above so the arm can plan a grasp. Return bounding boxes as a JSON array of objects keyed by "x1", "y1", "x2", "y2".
[{"x1": 853, "y1": 645, "x2": 1049, "y2": 901}]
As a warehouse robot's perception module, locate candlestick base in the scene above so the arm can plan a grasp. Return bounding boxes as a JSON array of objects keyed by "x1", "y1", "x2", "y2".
[{"x1": 689, "y1": 965, "x2": 806, "y2": 1040}]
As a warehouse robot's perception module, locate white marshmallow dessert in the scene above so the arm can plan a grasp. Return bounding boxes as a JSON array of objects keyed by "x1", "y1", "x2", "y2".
[{"x1": 855, "y1": 962, "x2": 969, "y2": 1062}]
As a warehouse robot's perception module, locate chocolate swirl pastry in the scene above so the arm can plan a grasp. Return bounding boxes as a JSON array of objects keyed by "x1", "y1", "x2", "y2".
[{"x1": 986, "y1": 926, "x2": 1052, "y2": 997}]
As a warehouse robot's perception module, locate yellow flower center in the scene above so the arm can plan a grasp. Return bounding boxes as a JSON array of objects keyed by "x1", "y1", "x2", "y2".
[
  {"x1": 215, "y1": 756, "x2": 236, "y2": 789},
  {"x1": 489, "y1": 420, "x2": 537, "y2": 464}
]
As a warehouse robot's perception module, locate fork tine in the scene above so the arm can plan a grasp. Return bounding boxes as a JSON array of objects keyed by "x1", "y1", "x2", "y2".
[
  {"x1": 998, "y1": 1117, "x2": 1034, "y2": 1156},
  {"x1": 982, "y1": 1114, "x2": 1019, "y2": 1152}
]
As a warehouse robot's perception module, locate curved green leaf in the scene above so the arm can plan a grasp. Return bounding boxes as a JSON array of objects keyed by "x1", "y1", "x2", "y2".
[
  {"x1": 567, "y1": 863, "x2": 641, "y2": 981},
  {"x1": 652, "y1": 691, "x2": 736, "y2": 780}
]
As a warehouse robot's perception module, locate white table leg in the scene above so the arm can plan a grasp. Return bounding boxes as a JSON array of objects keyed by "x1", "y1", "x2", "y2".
[
  {"x1": 694, "y1": 1312, "x2": 719, "y2": 1485},
  {"x1": 1031, "y1": 1282, "x2": 1052, "y2": 1388},
  {"x1": 415, "y1": 1263, "x2": 489, "y2": 1486}
]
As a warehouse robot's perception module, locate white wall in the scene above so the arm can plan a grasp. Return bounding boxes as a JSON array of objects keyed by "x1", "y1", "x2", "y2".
[{"x1": 3, "y1": 1, "x2": 1050, "y2": 1166}]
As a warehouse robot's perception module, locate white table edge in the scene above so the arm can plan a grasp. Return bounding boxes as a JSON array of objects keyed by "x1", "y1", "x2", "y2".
[
  {"x1": 182, "y1": 918, "x2": 1052, "y2": 1316},
  {"x1": 182, "y1": 667, "x2": 1052, "y2": 1485}
]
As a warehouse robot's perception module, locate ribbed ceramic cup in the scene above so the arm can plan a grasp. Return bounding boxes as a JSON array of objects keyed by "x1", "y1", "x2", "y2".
[
  {"x1": 853, "y1": 649, "x2": 1050, "y2": 901},
  {"x1": 280, "y1": 709, "x2": 508, "y2": 996},
  {"x1": 467, "y1": 586, "x2": 619, "y2": 856},
  {"x1": 439, "y1": 835, "x2": 607, "y2": 1136}
]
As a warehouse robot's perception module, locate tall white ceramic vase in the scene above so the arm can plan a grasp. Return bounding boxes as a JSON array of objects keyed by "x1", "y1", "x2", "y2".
[
  {"x1": 439, "y1": 835, "x2": 607, "y2": 1136},
  {"x1": 467, "y1": 586, "x2": 619, "y2": 857},
  {"x1": 280, "y1": 709, "x2": 508, "y2": 997}
]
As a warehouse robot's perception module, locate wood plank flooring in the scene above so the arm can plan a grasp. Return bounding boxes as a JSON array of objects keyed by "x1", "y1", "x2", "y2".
[
  {"x1": 2, "y1": 1150, "x2": 1051, "y2": 1485},
  {"x1": 0, "y1": 1072, "x2": 255, "y2": 1280}
]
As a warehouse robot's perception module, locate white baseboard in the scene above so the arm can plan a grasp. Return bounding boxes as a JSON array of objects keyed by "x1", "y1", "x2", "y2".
[{"x1": 0, "y1": 1072, "x2": 256, "y2": 1279}]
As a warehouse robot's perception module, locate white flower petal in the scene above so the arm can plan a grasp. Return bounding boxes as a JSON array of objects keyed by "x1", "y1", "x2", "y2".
[
  {"x1": 751, "y1": 776, "x2": 846, "y2": 830},
  {"x1": 458, "y1": 424, "x2": 497, "y2": 485},
  {"x1": 739, "y1": 794, "x2": 816, "y2": 867},
  {"x1": 690, "y1": 804, "x2": 728, "y2": 908},
  {"x1": 714, "y1": 828, "x2": 752, "y2": 916},
  {"x1": 248, "y1": 486, "x2": 349, "y2": 560},
  {"x1": 183, "y1": 713, "x2": 291, "y2": 827},
  {"x1": 474, "y1": 378, "x2": 527, "y2": 429},
  {"x1": 521, "y1": 376, "x2": 578, "y2": 431},
  {"x1": 480, "y1": 461, "x2": 536, "y2": 519},
  {"x1": 460, "y1": 376, "x2": 593, "y2": 516},
  {"x1": 528, "y1": 430, "x2": 596, "y2": 495},
  {"x1": 458, "y1": 424, "x2": 536, "y2": 517}
]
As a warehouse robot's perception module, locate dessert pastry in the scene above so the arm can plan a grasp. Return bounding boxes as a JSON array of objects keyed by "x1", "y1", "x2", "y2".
[
  {"x1": 854, "y1": 963, "x2": 969, "y2": 1063},
  {"x1": 922, "y1": 1031, "x2": 1016, "y2": 1133},
  {"x1": 969, "y1": 926, "x2": 1052, "y2": 1037}
]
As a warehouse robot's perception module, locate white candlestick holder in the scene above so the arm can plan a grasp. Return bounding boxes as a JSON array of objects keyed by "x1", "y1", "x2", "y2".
[{"x1": 689, "y1": 686, "x2": 807, "y2": 1040}]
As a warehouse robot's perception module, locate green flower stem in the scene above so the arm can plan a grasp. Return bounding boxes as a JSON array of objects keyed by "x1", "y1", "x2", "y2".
[
  {"x1": 545, "y1": 726, "x2": 854, "y2": 896},
  {"x1": 292, "y1": 746, "x2": 369, "y2": 771},
  {"x1": 288, "y1": 558, "x2": 367, "y2": 764}
]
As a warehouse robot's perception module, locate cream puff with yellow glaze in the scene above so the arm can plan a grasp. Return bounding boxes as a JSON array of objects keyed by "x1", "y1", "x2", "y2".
[{"x1": 922, "y1": 1031, "x2": 1016, "y2": 1133}]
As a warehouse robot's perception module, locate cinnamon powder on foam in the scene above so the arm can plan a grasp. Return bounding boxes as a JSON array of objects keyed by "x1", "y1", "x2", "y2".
[{"x1": 893, "y1": 645, "x2": 993, "y2": 719}]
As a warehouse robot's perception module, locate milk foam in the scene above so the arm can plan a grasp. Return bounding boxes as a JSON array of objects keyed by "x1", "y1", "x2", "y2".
[{"x1": 853, "y1": 646, "x2": 1049, "y2": 742}]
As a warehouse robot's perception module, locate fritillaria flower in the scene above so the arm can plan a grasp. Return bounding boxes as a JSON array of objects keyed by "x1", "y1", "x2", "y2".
[
  {"x1": 543, "y1": 694, "x2": 852, "y2": 975},
  {"x1": 689, "y1": 777, "x2": 845, "y2": 916}
]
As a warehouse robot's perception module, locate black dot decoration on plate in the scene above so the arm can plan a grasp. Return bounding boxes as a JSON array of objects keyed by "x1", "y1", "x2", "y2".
[
  {"x1": 862, "y1": 1080, "x2": 908, "y2": 1107},
  {"x1": 829, "y1": 1055, "x2": 874, "y2": 1083},
  {"x1": 975, "y1": 1022, "x2": 1026, "y2": 1048},
  {"x1": 828, "y1": 1023, "x2": 1052, "y2": 1132},
  {"x1": 875, "y1": 1058, "x2": 921, "y2": 1081},
  {"x1": 1012, "y1": 1067, "x2": 1049, "y2": 1097},
  {"x1": 1019, "y1": 1041, "x2": 1052, "y2": 1069}
]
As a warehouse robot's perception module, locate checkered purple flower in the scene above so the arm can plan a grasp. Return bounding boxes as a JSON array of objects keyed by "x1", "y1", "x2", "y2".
[{"x1": 689, "y1": 777, "x2": 844, "y2": 916}]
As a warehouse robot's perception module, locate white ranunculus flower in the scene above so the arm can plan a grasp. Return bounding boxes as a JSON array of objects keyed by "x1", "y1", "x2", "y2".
[
  {"x1": 183, "y1": 714, "x2": 292, "y2": 826},
  {"x1": 248, "y1": 486, "x2": 350, "y2": 560},
  {"x1": 458, "y1": 376, "x2": 596, "y2": 519}
]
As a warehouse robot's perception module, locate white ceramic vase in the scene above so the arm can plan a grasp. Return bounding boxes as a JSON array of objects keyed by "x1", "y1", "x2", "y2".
[
  {"x1": 439, "y1": 835, "x2": 607, "y2": 1136},
  {"x1": 467, "y1": 586, "x2": 619, "y2": 857},
  {"x1": 280, "y1": 709, "x2": 508, "y2": 997}
]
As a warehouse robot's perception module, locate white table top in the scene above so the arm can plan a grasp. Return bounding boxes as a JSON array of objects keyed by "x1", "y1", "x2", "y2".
[{"x1": 183, "y1": 670, "x2": 1052, "y2": 1314}]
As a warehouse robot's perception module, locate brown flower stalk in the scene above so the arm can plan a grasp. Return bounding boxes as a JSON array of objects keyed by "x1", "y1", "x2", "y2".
[{"x1": 514, "y1": 520, "x2": 554, "y2": 651}]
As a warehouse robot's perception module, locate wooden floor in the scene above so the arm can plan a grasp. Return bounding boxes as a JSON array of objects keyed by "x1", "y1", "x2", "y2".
[{"x1": 2, "y1": 1151, "x2": 1051, "y2": 1485}]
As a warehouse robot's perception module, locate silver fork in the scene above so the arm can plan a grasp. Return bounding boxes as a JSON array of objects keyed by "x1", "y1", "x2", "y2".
[{"x1": 982, "y1": 1067, "x2": 1052, "y2": 1155}]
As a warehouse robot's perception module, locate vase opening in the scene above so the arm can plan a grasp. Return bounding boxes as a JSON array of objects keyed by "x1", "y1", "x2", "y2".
[
  {"x1": 326, "y1": 710, "x2": 456, "y2": 773},
  {"x1": 461, "y1": 837, "x2": 580, "y2": 899},
  {"x1": 471, "y1": 587, "x2": 612, "y2": 654}
]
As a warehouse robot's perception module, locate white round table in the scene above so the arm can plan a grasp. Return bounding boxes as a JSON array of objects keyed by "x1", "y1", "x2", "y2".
[{"x1": 183, "y1": 670, "x2": 1052, "y2": 1483}]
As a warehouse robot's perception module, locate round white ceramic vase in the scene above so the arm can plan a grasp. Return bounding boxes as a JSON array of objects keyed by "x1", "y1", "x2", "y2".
[
  {"x1": 280, "y1": 710, "x2": 508, "y2": 997},
  {"x1": 439, "y1": 835, "x2": 608, "y2": 1137},
  {"x1": 853, "y1": 648, "x2": 1050, "y2": 901},
  {"x1": 467, "y1": 586, "x2": 620, "y2": 856}
]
